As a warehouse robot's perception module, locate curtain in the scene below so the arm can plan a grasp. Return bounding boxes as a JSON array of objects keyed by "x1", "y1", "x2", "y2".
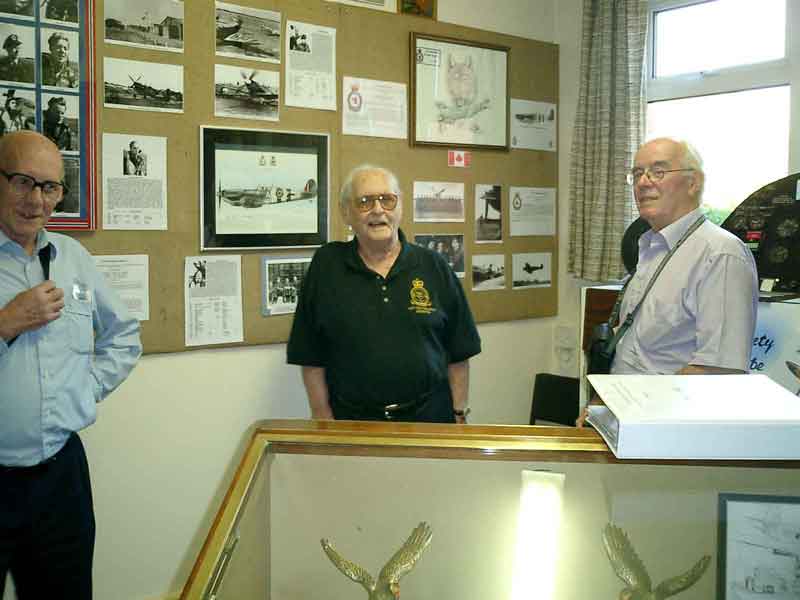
[{"x1": 568, "y1": 0, "x2": 648, "y2": 281}]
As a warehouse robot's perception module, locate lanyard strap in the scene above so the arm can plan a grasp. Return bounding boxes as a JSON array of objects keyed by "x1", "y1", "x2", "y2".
[
  {"x1": 604, "y1": 215, "x2": 706, "y2": 355},
  {"x1": 6, "y1": 244, "x2": 51, "y2": 348}
]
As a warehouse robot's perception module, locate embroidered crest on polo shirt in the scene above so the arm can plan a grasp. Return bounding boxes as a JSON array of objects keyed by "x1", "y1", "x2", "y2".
[{"x1": 408, "y1": 278, "x2": 436, "y2": 315}]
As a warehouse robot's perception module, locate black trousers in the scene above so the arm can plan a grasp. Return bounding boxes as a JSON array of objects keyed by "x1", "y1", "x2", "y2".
[{"x1": 0, "y1": 433, "x2": 95, "y2": 600}]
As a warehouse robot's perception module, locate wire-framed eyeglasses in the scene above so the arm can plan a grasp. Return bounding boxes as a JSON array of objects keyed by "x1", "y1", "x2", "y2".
[
  {"x1": 626, "y1": 167, "x2": 694, "y2": 186},
  {"x1": 353, "y1": 193, "x2": 398, "y2": 213},
  {"x1": 0, "y1": 170, "x2": 68, "y2": 202}
]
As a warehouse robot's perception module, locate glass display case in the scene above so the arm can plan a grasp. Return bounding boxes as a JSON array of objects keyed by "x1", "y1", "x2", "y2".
[{"x1": 180, "y1": 420, "x2": 800, "y2": 600}]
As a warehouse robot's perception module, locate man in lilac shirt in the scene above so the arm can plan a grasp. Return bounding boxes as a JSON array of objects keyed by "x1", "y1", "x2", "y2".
[{"x1": 0, "y1": 131, "x2": 141, "y2": 598}]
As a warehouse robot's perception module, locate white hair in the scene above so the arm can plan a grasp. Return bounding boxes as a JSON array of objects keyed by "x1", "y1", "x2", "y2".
[{"x1": 339, "y1": 164, "x2": 401, "y2": 211}]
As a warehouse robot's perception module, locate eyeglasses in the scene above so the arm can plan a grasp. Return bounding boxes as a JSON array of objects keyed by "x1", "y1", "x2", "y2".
[
  {"x1": 626, "y1": 167, "x2": 694, "y2": 186},
  {"x1": 0, "y1": 170, "x2": 67, "y2": 202},
  {"x1": 353, "y1": 193, "x2": 398, "y2": 213}
]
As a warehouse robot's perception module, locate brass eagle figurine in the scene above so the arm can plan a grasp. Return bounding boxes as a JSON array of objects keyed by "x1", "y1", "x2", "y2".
[
  {"x1": 321, "y1": 522, "x2": 432, "y2": 600},
  {"x1": 602, "y1": 523, "x2": 711, "y2": 600}
]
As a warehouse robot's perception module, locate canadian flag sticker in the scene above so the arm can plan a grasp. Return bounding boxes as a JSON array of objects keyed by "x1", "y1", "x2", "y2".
[{"x1": 447, "y1": 150, "x2": 471, "y2": 168}]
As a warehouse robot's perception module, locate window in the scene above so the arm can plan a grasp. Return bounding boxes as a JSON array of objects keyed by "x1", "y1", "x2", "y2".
[{"x1": 646, "y1": 0, "x2": 797, "y2": 224}]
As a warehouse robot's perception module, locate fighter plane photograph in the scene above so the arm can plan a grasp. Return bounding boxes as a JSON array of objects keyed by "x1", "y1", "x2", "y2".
[
  {"x1": 104, "y1": 56, "x2": 183, "y2": 113},
  {"x1": 215, "y1": 2, "x2": 280, "y2": 63},
  {"x1": 214, "y1": 64, "x2": 279, "y2": 121},
  {"x1": 471, "y1": 254, "x2": 505, "y2": 291},
  {"x1": 511, "y1": 252, "x2": 551, "y2": 289}
]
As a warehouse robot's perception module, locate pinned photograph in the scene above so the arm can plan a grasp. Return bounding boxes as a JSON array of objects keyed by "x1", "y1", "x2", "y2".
[
  {"x1": 53, "y1": 155, "x2": 80, "y2": 215},
  {"x1": 511, "y1": 252, "x2": 551, "y2": 289},
  {"x1": 475, "y1": 183, "x2": 501, "y2": 242},
  {"x1": 104, "y1": 0, "x2": 184, "y2": 53},
  {"x1": 262, "y1": 257, "x2": 311, "y2": 316},
  {"x1": 399, "y1": 0, "x2": 435, "y2": 18},
  {"x1": 41, "y1": 0, "x2": 79, "y2": 23},
  {"x1": 0, "y1": 25, "x2": 35, "y2": 85},
  {"x1": 413, "y1": 180, "x2": 464, "y2": 222},
  {"x1": 0, "y1": 88, "x2": 35, "y2": 137},
  {"x1": 414, "y1": 233, "x2": 464, "y2": 277},
  {"x1": 287, "y1": 23, "x2": 310, "y2": 53},
  {"x1": 40, "y1": 28, "x2": 79, "y2": 89},
  {"x1": 0, "y1": 0, "x2": 34, "y2": 18},
  {"x1": 215, "y1": 64, "x2": 278, "y2": 121},
  {"x1": 472, "y1": 254, "x2": 504, "y2": 291},
  {"x1": 41, "y1": 93, "x2": 78, "y2": 152},
  {"x1": 104, "y1": 56, "x2": 183, "y2": 113},
  {"x1": 216, "y1": 2, "x2": 280, "y2": 63}
]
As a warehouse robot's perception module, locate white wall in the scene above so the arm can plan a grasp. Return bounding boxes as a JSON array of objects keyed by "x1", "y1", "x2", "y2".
[{"x1": 4, "y1": 2, "x2": 586, "y2": 599}]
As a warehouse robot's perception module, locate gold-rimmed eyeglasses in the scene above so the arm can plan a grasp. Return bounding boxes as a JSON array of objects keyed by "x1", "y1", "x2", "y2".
[
  {"x1": 626, "y1": 167, "x2": 694, "y2": 186},
  {"x1": 353, "y1": 193, "x2": 398, "y2": 213}
]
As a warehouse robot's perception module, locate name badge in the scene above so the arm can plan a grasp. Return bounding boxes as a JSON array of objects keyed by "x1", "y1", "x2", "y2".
[{"x1": 72, "y1": 281, "x2": 91, "y2": 303}]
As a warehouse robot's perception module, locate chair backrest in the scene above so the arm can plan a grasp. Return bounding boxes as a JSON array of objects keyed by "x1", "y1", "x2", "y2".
[{"x1": 529, "y1": 373, "x2": 579, "y2": 426}]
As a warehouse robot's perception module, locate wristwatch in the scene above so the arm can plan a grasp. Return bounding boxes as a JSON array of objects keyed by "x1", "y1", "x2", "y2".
[{"x1": 453, "y1": 407, "x2": 471, "y2": 419}]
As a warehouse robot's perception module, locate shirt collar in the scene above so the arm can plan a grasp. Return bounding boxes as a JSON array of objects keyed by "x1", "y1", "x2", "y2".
[
  {"x1": 0, "y1": 228, "x2": 52, "y2": 255},
  {"x1": 639, "y1": 207, "x2": 704, "y2": 252},
  {"x1": 345, "y1": 229, "x2": 417, "y2": 276}
]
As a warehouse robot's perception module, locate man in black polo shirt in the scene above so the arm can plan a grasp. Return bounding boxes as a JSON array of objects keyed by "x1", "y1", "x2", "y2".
[{"x1": 287, "y1": 164, "x2": 481, "y2": 423}]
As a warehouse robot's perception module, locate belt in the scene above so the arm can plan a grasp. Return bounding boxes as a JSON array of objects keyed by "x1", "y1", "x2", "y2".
[{"x1": 383, "y1": 397, "x2": 430, "y2": 420}]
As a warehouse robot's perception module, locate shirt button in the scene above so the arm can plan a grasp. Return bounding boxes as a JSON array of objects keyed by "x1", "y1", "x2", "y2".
[
  {"x1": 381, "y1": 285, "x2": 387, "y2": 291},
  {"x1": 383, "y1": 297, "x2": 389, "y2": 303}
]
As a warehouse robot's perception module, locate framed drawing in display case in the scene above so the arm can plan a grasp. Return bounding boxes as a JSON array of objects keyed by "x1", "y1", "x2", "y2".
[
  {"x1": 410, "y1": 32, "x2": 509, "y2": 150},
  {"x1": 717, "y1": 492, "x2": 800, "y2": 599},
  {"x1": 200, "y1": 126, "x2": 329, "y2": 251},
  {"x1": 0, "y1": 0, "x2": 97, "y2": 229}
]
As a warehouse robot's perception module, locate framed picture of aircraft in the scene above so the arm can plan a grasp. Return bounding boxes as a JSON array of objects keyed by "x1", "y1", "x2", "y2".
[
  {"x1": 410, "y1": 32, "x2": 509, "y2": 150},
  {"x1": 200, "y1": 126, "x2": 329, "y2": 251},
  {"x1": 717, "y1": 493, "x2": 800, "y2": 599}
]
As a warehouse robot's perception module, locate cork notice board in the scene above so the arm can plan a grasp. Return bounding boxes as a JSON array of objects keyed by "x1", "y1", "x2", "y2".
[{"x1": 76, "y1": 0, "x2": 558, "y2": 354}]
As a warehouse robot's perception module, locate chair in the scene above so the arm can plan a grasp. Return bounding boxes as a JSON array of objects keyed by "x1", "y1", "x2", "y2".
[{"x1": 529, "y1": 373, "x2": 579, "y2": 426}]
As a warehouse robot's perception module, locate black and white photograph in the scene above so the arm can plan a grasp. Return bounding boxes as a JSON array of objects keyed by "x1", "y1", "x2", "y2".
[
  {"x1": 40, "y1": 28, "x2": 79, "y2": 88},
  {"x1": 475, "y1": 183, "x2": 502, "y2": 242},
  {"x1": 201, "y1": 126, "x2": 329, "y2": 250},
  {"x1": 287, "y1": 23, "x2": 310, "y2": 53},
  {"x1": 104, "y1": 56, "x2": 183, "y2": 113},
  {"x1": 216, "y1": 2, "x2": 280, "y2": 64},
  {"x1": 41, "y1": 92, "x2": 78, "y2": 151},
  {"x1": 0, "y1": 0, "x2": 33, "y2": 18},
  {"x1": 42, "y1": 0, "x2": 79, "y2": 23},
  {"x1": 414, "y1": 233, "x2": 465, "y2": 277},
  {"x1": 215, "y1": 63, "x2": 278, "y2": 121},
  {"x1": 261, "y1": 257, "x2": 311, "y2": 315},
  {"x1": 511, "y1": 251, "x2": 551, "y2": 289},
  {"x1": 104, "y1": 0, "x2": 184, "y2": 53},
  {"x1": 718, "y1": 493, "x2": 800, "y2": 599},
  {"x1": 53, "y1": 155, "x2": 80, "y2": 215},
  {"x1": 0, "y1": 87, "x2": 35, "y2": 136},
  {"x1": 0, "y1": 24, "x2": 35, "y2": 85},
  {"x1": 471, "y1": 253, "x2": 505, "y2": 291},
  {"x1": 413, "y1": 180, "x2": 465, "y2": 222},
  {"x1": 123, "y1": 139, "x2": 147, "y2": 175}
]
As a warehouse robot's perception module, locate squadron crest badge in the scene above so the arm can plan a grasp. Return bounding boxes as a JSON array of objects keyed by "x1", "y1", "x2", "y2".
[{"x1": 408, "y1": 278, "x2": 435, "y2": 315}]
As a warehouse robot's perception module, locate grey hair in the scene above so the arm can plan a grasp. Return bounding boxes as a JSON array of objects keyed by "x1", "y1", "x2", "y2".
[
  {"x1": 649, "y1": 137, "x2": 705, "y2": 200},
  {"x1": 339, "y1": 164, "x2": 401, "y2": 211}
]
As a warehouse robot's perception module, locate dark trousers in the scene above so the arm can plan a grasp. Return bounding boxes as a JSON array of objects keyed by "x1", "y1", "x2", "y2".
[
  {"x1": 0, "y1": 433, "x2": 95, "y2": 600},
  {"x1": 331, "y1": 386, "x2": 456, "y2": 423}
]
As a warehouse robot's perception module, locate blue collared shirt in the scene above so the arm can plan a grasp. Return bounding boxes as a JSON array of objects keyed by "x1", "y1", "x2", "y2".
[
  {"x1": 0, "y1": 229, "x2": 142, "y2": 466},
  {"x1": 612, "y1": 207, "x2": 759, "y2": 375}
]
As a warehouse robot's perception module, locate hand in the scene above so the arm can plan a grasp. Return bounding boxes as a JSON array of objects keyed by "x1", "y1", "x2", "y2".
[
  {"x1": 0, "y1": 281, "x2": 64, "y2": 340},
  {"x1": 454, "y1": 413, "x2": 468, "y2": 425},
  {"x1": 575, "y1": 394, "x2": 604, "y2": 428}
]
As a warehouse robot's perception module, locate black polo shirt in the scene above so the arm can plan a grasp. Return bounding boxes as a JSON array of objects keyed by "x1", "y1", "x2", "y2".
[{"x1": 287, "y1": 230, "x2": 481, "y2": 416}]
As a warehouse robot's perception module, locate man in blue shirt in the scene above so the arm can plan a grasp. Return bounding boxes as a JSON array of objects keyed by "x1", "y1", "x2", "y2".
[{"x1": 0, "y1": 131, "x2": 141, "y2": 599}]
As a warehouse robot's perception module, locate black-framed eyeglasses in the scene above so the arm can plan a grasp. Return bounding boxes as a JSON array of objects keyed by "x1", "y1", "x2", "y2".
[
  {"x1": 626, "y1": 167, "x2": 694, "y2": 185},
  {"x1": 0, "y1": 170, "x2": 68, "y2": 201},
  {"x1": 353, "y1": 193, "x2": 398, "y2": 213}
]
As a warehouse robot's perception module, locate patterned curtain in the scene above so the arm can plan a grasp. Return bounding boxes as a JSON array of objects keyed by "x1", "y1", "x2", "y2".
[{"x1": 568, "y1": 0, "x2": 648, "y2": 281}]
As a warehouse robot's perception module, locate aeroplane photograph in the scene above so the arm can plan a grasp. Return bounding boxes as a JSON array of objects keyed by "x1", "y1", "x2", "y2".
[
  {"x1": 104, "y1": 56, "x2": 183, "y2": 113},
  {"x1": 475, "y1": 183, "x2": 502, "y2": 242},
  {"x1": 471, "y1": 254, "x2": 505, "y2": 291},
  {"x1": 412, "y1": 180, "x2": 465, "y2": 222},
  {"x1": 511, "y1": 252, "x2": 551, "y2": 289},
  {"x1": 214, "y1": 64, "x2": 279, "y2": 121},
  {"x1": 215, "y1": 2, "x2": 280, "y2": 63}
]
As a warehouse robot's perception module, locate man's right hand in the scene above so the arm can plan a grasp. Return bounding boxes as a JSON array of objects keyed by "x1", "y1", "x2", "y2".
[{"x1": 0, "y1": 281, "x2": 64, "y2": 341}]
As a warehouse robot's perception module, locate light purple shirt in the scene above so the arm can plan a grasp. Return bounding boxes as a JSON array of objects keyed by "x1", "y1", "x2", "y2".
[{"x1": 612, "y1": 208, "x2": 759, "y2": 375}]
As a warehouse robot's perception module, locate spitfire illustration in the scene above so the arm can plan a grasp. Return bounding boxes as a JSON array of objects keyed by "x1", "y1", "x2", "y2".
[
  {"x1": 603, "y1": 523, "x2": 711, "y2": 600},
  {"x1": 321, "y1": 522, "x2": 432, "y2": 600}
]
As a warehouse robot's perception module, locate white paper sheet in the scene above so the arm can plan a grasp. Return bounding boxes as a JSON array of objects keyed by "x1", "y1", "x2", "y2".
[
  {"x1": 184, "y1": 255, "x2": 243, "y2": 347},
  {"x1": 510, "y1": 99, "x2": 556, "y2": 151},
  {"x1": 342, "y1": 76, "x2": 407, "y2": 139},
  {"x1": 94, "y1": 254, "x2": 150, "y2": 321},
  {"x1": 285, "y1": 20, "x2": 336, "y2": 111},
  {"x1": 509, "y1": 186, "x2": 555, "y2": 236},
  {"x1": 102, "y1": 133, "x2": 168, "y2": 230}
]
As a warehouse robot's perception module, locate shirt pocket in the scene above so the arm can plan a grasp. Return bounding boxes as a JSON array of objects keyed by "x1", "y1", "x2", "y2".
[{"x1": 62, "y1": 300, "x2": 93, "y2": 354}]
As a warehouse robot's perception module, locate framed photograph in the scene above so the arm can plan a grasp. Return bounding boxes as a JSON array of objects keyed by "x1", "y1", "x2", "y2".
[
  {"x1": 201, "y1": 126, "x2": 329, "y2": 251},
  {"x1": 718, "y1": 493, "x2": 800, "y2": 599},
  {"x1": 410, "y1": 32, "x2": 509, "y2": 150},
  {"x1": 260, "y1": 255, "x2": 311, "y2": 316},
  {"x1": 399, "y1": 0, "x2": 435, "y2": 18}
]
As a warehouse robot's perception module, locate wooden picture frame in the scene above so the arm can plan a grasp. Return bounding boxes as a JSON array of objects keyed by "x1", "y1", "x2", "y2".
[
  {"x1": 410, "y1": 32, "x2": 509, "y2": 150},
  {"x1": 200, "y1": 126, "x2": 329, "y2": 251},
  {"x1": 717, "y1": 492, "x2": 800, "y2": 598}
]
